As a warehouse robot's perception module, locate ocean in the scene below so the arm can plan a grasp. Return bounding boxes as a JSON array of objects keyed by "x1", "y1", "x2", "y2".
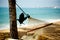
[{"x1": 0, "y1": 7, "x2": 60, "y2": 30}]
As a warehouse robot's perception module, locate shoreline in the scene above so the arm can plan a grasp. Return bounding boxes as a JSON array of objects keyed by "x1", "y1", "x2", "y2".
[{"x1": 0, "y1": 21, "x2": 60, "y2": 40}]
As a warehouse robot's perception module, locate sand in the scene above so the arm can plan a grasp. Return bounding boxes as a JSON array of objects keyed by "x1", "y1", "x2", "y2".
[
  {"x1": 22, "y1": 21, "x2": 60, "y2": 40},
  {"x1": 0, "y1": 28, "x2": 29, "y2": 40},
  {"x1": 0, "y1": 21, "x2": 60, "y2": 40}
]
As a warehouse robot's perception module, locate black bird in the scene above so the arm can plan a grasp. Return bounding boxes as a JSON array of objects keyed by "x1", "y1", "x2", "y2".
[{"x1": 17, "y1": 13, "x2": 30, "y2": 24}]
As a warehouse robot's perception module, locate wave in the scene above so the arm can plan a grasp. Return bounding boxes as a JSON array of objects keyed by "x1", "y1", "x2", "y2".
[
  {"x1": 44, "y1": 19, "x2": 60, "y2": 23},
  {"x1": 0, "y1": 24, "x2": 10, "y2": 30},
  {"x1": 0, "y1": 19, "x2": 60, "y2": 30}
]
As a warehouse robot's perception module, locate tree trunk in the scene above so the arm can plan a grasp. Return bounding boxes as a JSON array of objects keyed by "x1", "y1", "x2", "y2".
[{"x1": 8, "y1": 0, "x2": 18, "y2": 39}]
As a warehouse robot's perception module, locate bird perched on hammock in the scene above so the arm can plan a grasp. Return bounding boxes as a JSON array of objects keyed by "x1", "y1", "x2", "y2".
[{"x1": 17, "y1": 13, "x2": 30, "y2": 24}]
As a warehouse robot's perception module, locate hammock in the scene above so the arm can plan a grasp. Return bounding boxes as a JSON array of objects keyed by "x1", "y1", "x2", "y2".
[
  {"x1": 16, "y1": 3, "x2": 47, "y2": 24},
  {"x1": 28, "y1": 17, "x2": 47, "y2": 25},
  {"x1": 16, "y1": 3, "x2": 48, "y2": 29}
]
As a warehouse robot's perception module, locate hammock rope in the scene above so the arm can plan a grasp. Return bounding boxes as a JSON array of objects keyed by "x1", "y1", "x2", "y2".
[
  {"x1": 16, "y1": 3, "x2": 27, "y2": 15},
  {"x1": 16, "y1": 2, "x2": 49, "y2": 30},
  {"x1": 16, "y1": 3, "x2": 45, "y2": 24}
]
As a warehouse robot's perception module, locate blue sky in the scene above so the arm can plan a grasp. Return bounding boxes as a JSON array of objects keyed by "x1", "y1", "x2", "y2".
[{"x1": 0, "y1": 0, "x2": 60, "y2": 8}]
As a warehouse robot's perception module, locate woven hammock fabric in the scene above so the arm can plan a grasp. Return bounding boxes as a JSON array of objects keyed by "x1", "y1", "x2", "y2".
[{"x1": 28, "y1": 17, "x2": 47, "y2": 25}]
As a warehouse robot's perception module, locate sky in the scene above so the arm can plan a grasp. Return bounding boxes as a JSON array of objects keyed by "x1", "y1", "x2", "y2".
[{"x1": 0, "y1": 0, "x2": 60, "y2": 8}]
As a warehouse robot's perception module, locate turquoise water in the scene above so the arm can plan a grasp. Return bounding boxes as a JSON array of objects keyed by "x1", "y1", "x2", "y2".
[
  {"x1": 0, "y1": 7, "x2": 60, "y2": 29},
  {"x1": 0, "y1": 7, "x2": 9, "y2": 24},
  {"x1": 17, "y1": 8, "x2": 60, "y2": 19}
]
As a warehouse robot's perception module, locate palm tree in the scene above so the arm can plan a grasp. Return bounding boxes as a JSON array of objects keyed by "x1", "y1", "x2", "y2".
[{"x1": 8, "y1": 0, "x2": 18, "y2": 39}]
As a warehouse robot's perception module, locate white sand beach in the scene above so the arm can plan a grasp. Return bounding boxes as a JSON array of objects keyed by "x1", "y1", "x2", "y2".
[{"x1": 0, "y1": 21, "x2": 60, "y2": 40}]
